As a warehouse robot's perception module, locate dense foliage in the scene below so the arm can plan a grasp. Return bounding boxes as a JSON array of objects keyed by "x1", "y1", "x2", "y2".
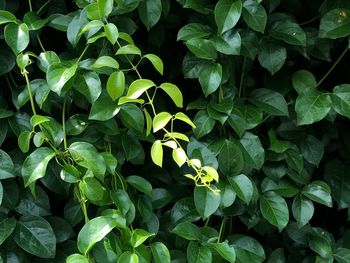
[{"x1": 1, "y1": 0, "x2": 350, "y2": 262}]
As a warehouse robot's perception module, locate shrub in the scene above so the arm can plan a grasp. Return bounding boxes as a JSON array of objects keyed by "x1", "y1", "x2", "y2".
[{"x1": 1, "y1": 0, "x2": 350, "y2": 262}]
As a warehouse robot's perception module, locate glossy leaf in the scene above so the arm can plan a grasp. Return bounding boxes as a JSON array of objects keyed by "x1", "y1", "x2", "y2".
[
  {"x1": 47, "y1": 62, "x2": 77, "y2": 94},
  {"x1": 159, "y1": 83, "x2": 183, "y2": 107},
  {"x1": 258, "y1": 41, "x2": 286, "y2": 75},
  {"x1": 153, "y1": 112, "x2": 172, "y2": 132},
  {"x1": 228, "y1": 174, "x2": 253, "y2": 204},
  {"x1": 151, "y1": 140, "x2": 163, "y2": 167},
  {"x1": 144, "y1": 54, "x2": 164, "y2": 75},
  {"x1": 0, "y1": 10, "x2": 16, "y2": 24},
  {"x1": 126, "y1": 175, "x2": 152, "y2": 194},
  {"x1": 319, "y1": 9, "x2": 350, "y2": 39},
  {"x1": 151, "y1": 242, "x2": 170, "y2": 263},
  {"x1": 138, "y1": 0, "x2": 162, "y2": 30},
  {"x1": 4, "y1": 23, "x2": 29, "y2": 54},
  {"x1": 214, "y1": 0, "x2": 242, "y2": 34},
  {"x1": 302, "y1": 181, "x2": 332, "y2": 207},
  {"x1": 331, "y1": 84, "x2": 350, "y2": 118},
  {"x1": 127, "y1": 79, "x2": 155, "y2": 99},
  {"x1": 214, "y1": 241, "x2": 236, "y2": 263},
  {"x1": 186, "y1": 39, "x2": 217, "y2": 60},
  {"x1": 250, "y1": 88, "x2": 288, "y2": 116},
  {"x1": 199, "y1": 62, "x2": 222, "y2": 97},
  {"x1": 194, "y1": 186, "x2": 221, "y2": 219},
  {"x1": 130, "y1": 229, "x2": 155, "y2": 247},
  {"x1": 292, "y1": 195, "x2": 314, "y2": 227}
]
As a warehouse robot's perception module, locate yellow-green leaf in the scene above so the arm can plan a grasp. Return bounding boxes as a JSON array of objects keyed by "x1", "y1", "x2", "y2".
[
  {"x1": 159, "y1": 83, "x2": 183, "y2": 108},
  {"x1": 174, "y1": 112, "x2": 195, "y2": 128},
  {"x1": 151, "y1": 140, "x2": 163, "y2": 167},
  {"x1": 172, "y1": 148, "x2": 187, "y2": 167},
  {"x1": 127, "y1": 79, "x2": 155, "y2": 99},
  {"x1": 153, "y1": 112, "x2": 172, "y2": 132}
]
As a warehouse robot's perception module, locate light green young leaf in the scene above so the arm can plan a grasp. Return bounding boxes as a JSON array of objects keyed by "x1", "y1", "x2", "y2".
[
  {"x1": 143, "y1": 108, "x2": 152, "y2": 136},
  {"x1": 107, "y1": 71, "x2": 125, "y2": 101},
  {"x1": 144, "y1": 54, "x2": 164, "y2": 75},
  {"x1": 86, "y1": 0, "x2": 114, "y2": 20},
  {"x1": 174, "y1": 112, "x2": 195, "y2": 127},
  {"x1": 130, "y1": 229, "x2": 155, "y2": 248},
  {"x1": 214, "y1": 0, "x2": 242, "y2": 34},
  {"x1": 153, "y1": 112, "x2": 172, "y2": 132},
  {"x1": 4, "y1": 23, "x2": 29, "y2": 54},
  {"x1": 30, "y1": 115, "x2": 50, "y2": 127},
  {"x1": 214, "y1": 241, "x2": 236, "y2": 263},
  {"x1": 66, "y1": 254, "x2": 90, "y2": 263},
  {"x1": 18, "y1": 131, "x2": 32, "y2": 153},
  {"x1": 117, "y1": 251, "x2": 139, "y2": 263},
  {"x1": 104, "y1": 23, "x2": 119, "y2": 44},
  {"x1": 172, "y1": 148, "x2": 187, "y2": 167},
  {"x1": 151, "y1": 140, "x2": 163, "y2": 167},
  {"x1": 116, "y1": 44, "x2": 142, "y2": 56},
  {"x1": 92, "y1": 56, "x2": 119, "y2": 69},
  {"x1": 127, "y1": 79, "x2": 155, "y2": 99},
  {"x1": 21, "y1": 147, "x2": 55, "y2": 187},
  {"x1": 260, "y1": 192, "x2": 289, "y2": 231},
  {"x1": 0, "y1": 10, "x2": 17, "y2": 25},
  {"x1": 159, "y1": 83, "x2": 183, "y2": 107},
  {"x1": 165, "y1": 132, "x2": 189, "y2": 142}
]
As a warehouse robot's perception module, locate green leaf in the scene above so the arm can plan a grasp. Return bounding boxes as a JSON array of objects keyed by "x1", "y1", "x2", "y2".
[
  {"x1": 260, "y1": 192, "x2": 289, "y2": 231},
  {"x1": 104, "y1": 23, "x2": 119, "y2": 45},
  {"x1": 292, "y1": 70, "x2": 317, "y2": 94},
  {"x1": 117, "y1": 251, "x2": 139, "y2": 263},
  {"x1": 86, "y1": 0, "x2": 114, "y2": 20},
  {"x1": 30, "y1": 115, "x2": 50, "y2": 127},
  {"x1": 267, "y1": 248, "x2": 285, "y2": 263},
  {"x1": 75, "y1": 71, "x2": 102, "y2": 103},
  {"x1": 77, "y1": 215, "x2": 123, "y2": 255},
  {"x1": 214, "y1": 241, "x2": 236, "y2": 263},
  {"x1": 68, "y1": 142, "x2": 106, "y2": 179},
  {"x1": 23, "y1": 11, "x2": 48, "y2": 30},
  {"x1": 268, "y1": 129, "x2": 290, "y2": 153},
  {"x1": 324, "y1": 160, "x2": 350, "y2": 209},
  {"x1": 18, "y1": 131, "x2": 32, "y2": 153},
  {"x1": 211, "y1": 30, "x2": 241, "y2": 55},
  {"x1": 130, "y1": 229, "x2": 155, "y2": 248},
  {"x1": 308, "y1": 228, "x2": 333, "y2": 258},
  {"x1": 0, "y1": 218, "x2": 16, "y2": 245},
  {"x1": 301, "y1": 135, "x2": 324, "y2": 166},
  {"x1": 193, "y1": 110, "x2": 215, "y2": 139},
  {"x1": 270, "y1": 20, "x2": 306, "y2": 46},
  {"x1": 228, "y1": 174, "x2": 253, "y2": 204},
  {"x1": 138, "y1": 0, "x2": 162, "y2": 30},
  {"x1": 199, "y1": 62, "x2": 222, "y2": 97},
  {"x1": 153, "y1": 112, "x2": 172, "y2": 132},
  {"x1": 172, "y1": 148, "x2": 187, "y2": 167},
  {"x1": 60, "y1": 164, "x2": 81, "y2": 183},
  {"x1": 116, "y1": 44, "x2": 142, "y2": 56},
  {"x1": 66, "y1": 254, "x2": 90, "y2": 263},
  {"x1": 231, "y1": 235, "x2": 265, "y2": 263},
  {"x1": 250, "y1": 88, "x2": 288, "y2": 116},
  {"x1": 119, "y1": 104, "x2": 144, "y2": 133},
  {"x1": 89, "y1": 92, "x2": 120, "y2": 121},
  {"x1": 194, "y1": 186, "x2": 221, "y2": 219},
  {"x1": 151, "y1": 242, "x2": 170, "y2": 263},
  {"x1": 242, "y1": 1, "x2": 267, "y2": 33},
  {"x1": 218, "y1": 139, "x2": 244, "y2": 176},
  {"x1": 0, "y1": 150, "x2": 16, "y2": 179},
  {"x1": 151, "y1": 140, "x2": 163, "y2": 167},
  {"x1": 144, "y1": 54, "x2": 164, "y2": 75},
  {"x1": 174, "y1": 112, "x2": 195, "y2": 127},
  {"x1": 177, "y1": 23, "x2": 211, "y2": 41},
  {"x1": 79, "y1": 177, "x2": 111, "y2": 205},
  {"x1": 159, "y1": 83, "x2": 183, "y2": 107},
  {"x1": 186, "y1": 39, "x2": 217, "y2": 60},
  {"x1": 38, "y1": 51, "x2": 60, "y2": 73},
  {"x1": 295, "y1": 90, "x2": 332, "y2": 125},
  {"x1": 4, "y1": 23, "x2": 29, "y2": 54},
  {"x1": 127, "y1": 79, "x2": 155, "y2": 99},
  {"x1": 171, "y1": 222, "x2": 202, "y2": 241},
  {"x1": 239, "y1": 132, "x2": 265, "y2": 170},
  {"x1": 292, "y1": 195, "x2": 314, "y2": 227},
  {"x1": 214, "y1": 0, "x2": 242, "y2": 34},
  {"x1": 302, "y1": 181, "x2": 332, "y2": 207},
  {"x1": 21, "y1": 147, "x2": 55, "y2": 187},
  {"x1": 0, "y1": 10, "x2": 16, "y2": 24},
  {"x1": 334, "y1": 248, "x2": 350, "y2": 263},
  {"x1": 331, "y1": 84, "x2": 350, "y2": 118},
  {"x1": 92, "y1": 56, "x2": 119, "y2": 69},
  {"x1": 16, "y1": 53, "x2": 30, "y2": 69},
  {"x1": 47, "y1": 62, "x2": 77, "y2": 95},
  {"x1": 258, "y1": 41, "x2": 286, "y2": 75},
  {"x1": 286, "y1": 148, "x2": 304, "y2": 174},
  {"x1": 14, "y1": 215, "x2": 56, "y2": 258},
  {"x1": 319, "y1": 8, "x2": 350, "y2": 39},
  {"x1": 126, "y1": 175, "x2": 152, "y2": 194},
  {"x1": 187, "y1": 241, "x2": 212, "y2": 263}
]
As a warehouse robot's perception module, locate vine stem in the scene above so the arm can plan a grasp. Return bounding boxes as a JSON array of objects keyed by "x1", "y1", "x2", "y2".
[
  {"x1": 218, "y1": 216, "x2": 227, "y2": 243},
  {"x1": 62, "y1": 97, "x2": 68, "y2": 150},
  {"x1": 76, "y1": 185, "x2": 89, "y2": 224},
  {"x1": 36, "y1": 34, "x2": 46, "y2": 52},
  {"x1": 77, "y1": 44, "x2": 90, "y2": 63},
  {"x1": 316, "y1": 46, "x2": 348, "y2": 88},
  {"x1": 28, "y1": 0, "x2": 33, "y2": 11},
  {"x1": 238, "y1": 57, "x2": 246, "y2": 98},
  {"x1": 23, "y1": 71, "x2": 37, "y2": 115},
  {"x1": 37, "y1": 0, "x2": 51, "y2": 14}
]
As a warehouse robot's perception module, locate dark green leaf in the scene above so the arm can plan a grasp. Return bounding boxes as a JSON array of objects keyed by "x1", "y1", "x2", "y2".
[
  {"x1": 75, "y1": 71, "x2": 102, "y2": 104},
  {"x1": 301, "y1": 135, "x2": 324, "y2": 166},
  {"x1": 126, "y1": 175, "x2": 152, "y2": 194},
  {"x1": 331, "y1": 84, "x2": 350, "y2": 118},
  {"x1": 199, "y1": 62, "x2": 222, "y2": 97},
  {"x1": 0, "y1": 218, "x2": 16, "y2": 245},
  {"x1": 119, "y1": 104, "x2": 144, "y2": 133},
  {"x1": 242, "y1": 1, "x2": 267, "y2": 33},
  {"x1": 138, "y1": 0, "x2": 162, "y2": 30},
  {"x1": 250, "y1": 88, "x2": 288, "y2": 116},
  {"x1": 14, "y1": 215, "x2": 56, "y2": 258},
  {"x1": 334, "y1": 248, "x2": 350, "y2": 263},
  {"x1": 270, "y1": 20, "x2": 306, "y2": 46},
  {"x1": 193, "y1": 110, "x2": 215, "y2": 139},
  {"x1": 214, "y1": 241, "x2": 236, "y2": 263},
  {"x1": 292, "y1": 195, "x2": 314, "y2": 227},
  {"x1": 4, "y1": 23, "x2": 29, "y2": 54},
  {"x1": 308, "y1": 228, "x2": 333, "y2": 258},
  {"x1": 89, "y1": 92, "x2": 120, "y2": 121},
  {"x1": 79, "y1": 177, "x2": 111, "y2": 205},
  {"x1": 171, "y1": 222, "x2": 202, "y2": 241},
  {"x1": 228, "y1": 174, "x2": 253, "y2": 204},
  {"x1": 218, "y1": 139, "x2": 244, "y2": 176},
  {"x1": 186, "y1": 39, "x2": 217, "y2": 60},
  {"x1": 214, "y1": 0, "x2": 242, "y2": 34},
  {"x1": 239, "y1": 132, "x2": 265, "y2": 170},
  {"x1": 194, "y1": 186, "x2": 220, "y2": 219},
  {"x1": 231, "y1": 235, "x2": 265, "y2": 263},
  {"x1": 211, "y1": 30, "x2": 241, "y2": 55},
  {"x1": 302, "y1": 181, "x2": 332, "y2": 207},
  {"x1": 187, "y1": 241, "x2": 212, "y2": 263},
  {"x1": 151, "y1": 242, "x2": 170, "y2": 263},
  {"x1": 319, "y1": 8, "x2": 350, "y2": 39},
  {"x1": 258, "y1": 41, "x2": 286, "y2": 75},
  {"x1": 177, "y1": 23, "x2": 211, "y2": 41},
  {"x1": 18, "y1": 131, "x2": 32, "y2": 153},
  {"x1": 47, "y1": 62, "x2": 77, "y2": 95}
]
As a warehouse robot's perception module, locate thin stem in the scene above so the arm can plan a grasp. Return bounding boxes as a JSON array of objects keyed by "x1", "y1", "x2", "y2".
[
  {"x1": 218, "y1": 216, "x2": 227, "y2": 243},
  {"x1": 23, "y1": 72, "x2": 37, "y2": 115},
  {"x1": 299, "y1": 15, "x2": 320, "y2": 26},
  {"x1": 204, "y1": 216, "x2": 210, "y2": 227},
  {"x1": 28, "y1": 0, "x2": 33, "y2": 11},
  {"x1": 36, "y1": 34, "x2": 46, "y2": 52},
  {"x1": 37, "y1": 0, "x2": 51, "y2": 14},
  {"x1": 9, "y1": 72, "x2": 18, "y2": 88},
  {"x1": 77, "y1": 44, "x2": 90, "y2": 63},
  {"x1": 77, "y1": 186, "x2": 89, "y2": 224},
  {"x1": 62, "y1": 97, "x2": 68, "y2": 150},
  {"x1": 316, "y1": 46, "x2": 348, "y2": 88},
  {"x1": 238, "y1": 57, "x2": 246, "y2": 98}
]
